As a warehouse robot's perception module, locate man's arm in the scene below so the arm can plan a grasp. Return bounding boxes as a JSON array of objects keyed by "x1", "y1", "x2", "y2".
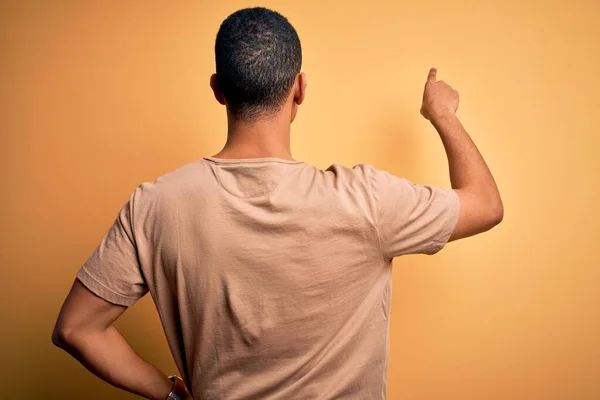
[
  {"x1": 420, "y1": 67, "x2": 504, "y2": 241},
  {"x1": 52, "y1": 279, "x2": 190, "y2": 400}
]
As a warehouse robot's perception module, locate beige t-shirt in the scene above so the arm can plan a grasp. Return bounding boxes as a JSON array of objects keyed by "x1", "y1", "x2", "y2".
[{"x1": 77, "y1": 157, "x2": 460, "y2": 400}]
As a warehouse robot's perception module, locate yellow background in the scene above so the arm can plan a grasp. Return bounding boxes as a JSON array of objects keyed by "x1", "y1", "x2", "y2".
[{"x1": 1, "y1": 1, "x2": 599, "y2": 399}]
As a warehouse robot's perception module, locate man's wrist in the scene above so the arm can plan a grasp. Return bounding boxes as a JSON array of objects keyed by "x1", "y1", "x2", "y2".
[
  {"x1": 430, "y1": 111, "x2": 457, "y2": 128},
  {"x1": 165, "y1": 375, "x2": 190, "y2": 400},
  {"x1": 431, "y1": 113, "x2": 466, "y2": 142}
]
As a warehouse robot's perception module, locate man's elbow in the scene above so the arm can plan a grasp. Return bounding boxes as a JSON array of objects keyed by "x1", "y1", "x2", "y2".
[
  {"x1": 52, "y1": 324, "x2": 78, "y2": 349},
  {"x1": 488, "y1": 202, "x2": 504, "y2": 227}
]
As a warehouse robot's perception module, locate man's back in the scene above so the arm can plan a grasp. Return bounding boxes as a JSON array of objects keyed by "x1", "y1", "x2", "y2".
[
  {"x1": 52, "y1": 7, "x2": 501, "y2": 400},
  {"x1": 77, "y1": 156, "x2": 459, "y2": 399}
]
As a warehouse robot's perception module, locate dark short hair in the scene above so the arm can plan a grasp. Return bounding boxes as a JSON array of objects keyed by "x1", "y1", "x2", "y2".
[{"x1": 215, "y1": 7, "x2": 302, "y2": 120}]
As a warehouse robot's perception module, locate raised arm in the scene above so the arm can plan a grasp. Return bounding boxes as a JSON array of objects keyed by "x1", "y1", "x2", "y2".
[{"x1": 420, "y1": 67, "x2": 503, "y2": 241}]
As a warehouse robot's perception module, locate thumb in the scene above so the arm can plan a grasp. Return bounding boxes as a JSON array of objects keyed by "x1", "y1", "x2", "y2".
[{"x1": 427, "y1": 67, "x2": 437, "y2": 82}]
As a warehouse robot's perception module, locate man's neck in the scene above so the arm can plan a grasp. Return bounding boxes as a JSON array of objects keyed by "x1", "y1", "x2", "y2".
[{"x1": 213, "y1": 112, "x2": 294, "y2": 161}]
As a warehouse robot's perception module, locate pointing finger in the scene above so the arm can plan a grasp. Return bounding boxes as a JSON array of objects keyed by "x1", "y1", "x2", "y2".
[{"x1": 427, "y1": 67, "x2": 437, "y2": 82}]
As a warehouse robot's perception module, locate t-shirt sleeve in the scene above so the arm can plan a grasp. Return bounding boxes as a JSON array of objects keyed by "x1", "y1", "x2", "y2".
[
  {"x1": 368, "y1": 166, "x2": 460, "y2": 259},
  {"x1": 76, "y1": 190, "x2": 148, "y2": 306}
]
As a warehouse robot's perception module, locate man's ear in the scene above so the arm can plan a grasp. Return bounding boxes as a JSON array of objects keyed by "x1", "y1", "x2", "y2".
[
  {"x1": 210, "y1": 74, "x2": 226, "y2": 105},
  {"x1": 294, "y1": 72, "x2": 307, "y2": 105}
]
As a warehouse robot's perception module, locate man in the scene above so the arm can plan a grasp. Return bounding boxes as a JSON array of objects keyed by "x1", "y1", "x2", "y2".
[{"x1": 52, "y1": 7, "x2": 503, "y2": 400}]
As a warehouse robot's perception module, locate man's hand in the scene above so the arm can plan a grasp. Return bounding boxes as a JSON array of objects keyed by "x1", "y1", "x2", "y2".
[{"x1": 420, "y1": 67, "x2": 459, "y2": 122}]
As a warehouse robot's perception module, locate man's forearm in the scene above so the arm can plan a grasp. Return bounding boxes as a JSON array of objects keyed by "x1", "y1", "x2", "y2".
[
  {"x1": 55, "y1": 325, "x2": 172, "y2": 400},
  {"x1": 431, "y1": 113, "x2": 502, "y2": 210}
]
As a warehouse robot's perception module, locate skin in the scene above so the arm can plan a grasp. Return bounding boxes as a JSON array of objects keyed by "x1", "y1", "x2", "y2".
[{"x1": 52, "y1": 67, "x2": 502, "y2": 399}]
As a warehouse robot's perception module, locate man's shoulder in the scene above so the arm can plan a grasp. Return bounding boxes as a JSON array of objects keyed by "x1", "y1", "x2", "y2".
[{"x1": 134, "y1": 159, "x2": 209, "y2": 200}]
